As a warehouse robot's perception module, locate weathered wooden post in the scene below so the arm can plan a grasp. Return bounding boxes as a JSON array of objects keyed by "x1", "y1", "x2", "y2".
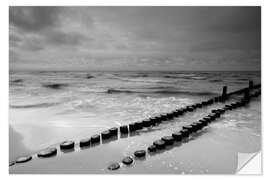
[
  {"x1": 120, "y1": 125, "x2": 128, "y2": 134},
  {"x1": 249, "y1": 80, "x2": 253, "y2": 89},
  {"x1": 244, "y1": 88, "x2": 250, "y2": 101},
  {"x1": 222, "y1": 86, "x2": 227, "y2": 100}
]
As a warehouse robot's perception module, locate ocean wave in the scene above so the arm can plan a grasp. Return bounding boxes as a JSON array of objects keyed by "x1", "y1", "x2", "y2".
[
  {"x1": 113, "y1": 73, "x2": 148, "y2": 78},
  {"x1": 209, "y1": 79, "x2": 223, "y2": 82},
  {"x1": 115, "y1": 77, "x2": 167, "y2": 84},
  {"x1": 79, "y1": 86, "x2": 175, "y2": 94},
  {"x1": 42, "y1": 83, "x2": 68, "y2": 90},
  {"x1": 85, "y1": 74, "x2": 95, "y2": 79},
  {"x1": 144, "y1": 86, "x2": 175, "y2": 90},
  {"x1": 10, "y1": 102, "x2": 60, "y2": 109},
  {"x1": 191, "y1": 76, "x2": 208, "y2": 80},
  {"x1": 168, "y1": 75, "x2": 209, "y2": 81},
  {"x1": 10, "y1": 79, "x2": 23, "y2": 83},
  {"x1": 106, "y1": 88, "x2": 217, "y2": 96},
  {"x1": 237, "y1": 78, "x2": 250, "y2": 81},
  {"x1": 107, "y1": 89, "x2": 134, "y2": 94},
  {"x1": 163, "y1": 75, "x2": 180, "y2": 79},
  {"x1": 178, "y1": 76, "x2": 209, "y2": 80}
]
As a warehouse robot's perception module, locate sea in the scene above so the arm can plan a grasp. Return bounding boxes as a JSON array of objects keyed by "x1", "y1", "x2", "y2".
[{"x1": 9, "y1": 71, "x2": 261, "y2": 174}]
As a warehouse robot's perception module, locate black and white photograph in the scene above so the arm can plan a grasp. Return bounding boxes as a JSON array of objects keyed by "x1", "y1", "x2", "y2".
[{"x1": 8, "y1": 6, "x2": 261, "y2": 174}]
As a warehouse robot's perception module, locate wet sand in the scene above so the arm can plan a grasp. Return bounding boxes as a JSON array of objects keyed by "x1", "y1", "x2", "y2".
[
  {"x1": 9, "y1": 126, "x2": 33, "y2": 161},
  {"x1": 9, "y1": 97, "x2": 261, "y2": 174}
]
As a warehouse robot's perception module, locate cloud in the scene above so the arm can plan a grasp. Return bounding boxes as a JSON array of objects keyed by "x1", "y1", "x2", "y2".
[
  {"x1": 9, "y1": 32, "x2": 22, "y2": 48},
  {"x1": 9, "y1": 6, "x2": 61, "y2": 32},
  {"x1": 188, "y1": 7, "x2": 260, "y2": 33},
  {"x1": 190, "y1": 34, "x2": 260, "y2": 52},
  {"x1": 45, "y1": 30, "x2": 90, "y2": 46},
  {"x1": 9, "y1": 6, "x2": 261, "y2": 71}
]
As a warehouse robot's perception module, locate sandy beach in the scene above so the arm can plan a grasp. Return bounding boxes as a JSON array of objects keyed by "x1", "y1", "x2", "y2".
[{"x1": 9, "y1": 71, "x2": 261, "y2": 173}]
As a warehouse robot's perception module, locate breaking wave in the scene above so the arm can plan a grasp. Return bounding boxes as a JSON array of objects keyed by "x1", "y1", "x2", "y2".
[
  {"x1": 42, "y1": 83, "x2": 69, "y2": 90},
  {"x1": 106, "y1": 88, "x2": 217, "y2": 96},
  {"x1": 10, "y1": 102, "x2": 60, "y2": 109}
]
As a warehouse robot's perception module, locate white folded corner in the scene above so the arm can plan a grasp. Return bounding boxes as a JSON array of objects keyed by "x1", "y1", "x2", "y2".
[{"x1": 237, "y1": 151, "x2": 262, "y2": 175}]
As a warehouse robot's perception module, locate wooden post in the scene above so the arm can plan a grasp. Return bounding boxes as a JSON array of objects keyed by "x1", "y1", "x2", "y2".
[
  {"x1": 244, "y1": 88, "x2": 250, "y2": 101},
  {"x1": 222, "y1": 86, "x2": 227, "y2": 99},
  {"x1": 249, "y1": 80, "x2": 253, "y2": 89}
]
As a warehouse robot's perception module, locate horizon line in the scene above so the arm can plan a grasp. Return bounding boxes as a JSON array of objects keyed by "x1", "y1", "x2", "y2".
[{"x1": 9, "y1": 69, "x2": 261, "y2": 72}]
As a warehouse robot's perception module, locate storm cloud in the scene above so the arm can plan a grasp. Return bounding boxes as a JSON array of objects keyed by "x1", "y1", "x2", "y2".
[
  {"x1": 9, "y1": 6, "x2": 261, "y2": 71},
  {"x1": 9, "y1": 6, "x2": 61, "y2": 32}
]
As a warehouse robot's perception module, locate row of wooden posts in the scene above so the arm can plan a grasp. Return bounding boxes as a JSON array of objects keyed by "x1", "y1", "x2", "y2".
[
  {"x1": 108, "y1": 86, "x2": 261, "y2": 170},
  {"x1": 10, "y1": 81, "x2": 261, "y2": 167}
]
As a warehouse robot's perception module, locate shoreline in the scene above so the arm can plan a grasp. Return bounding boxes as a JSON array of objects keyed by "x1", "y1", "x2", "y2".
[{"x1": 9, "y1": 97, "x2": 261, "y2": 174}]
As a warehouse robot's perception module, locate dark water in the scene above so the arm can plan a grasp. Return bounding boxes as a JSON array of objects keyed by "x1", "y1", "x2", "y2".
[{"x1": 9, "y1": 71, "x2": 260, "y2": 108}]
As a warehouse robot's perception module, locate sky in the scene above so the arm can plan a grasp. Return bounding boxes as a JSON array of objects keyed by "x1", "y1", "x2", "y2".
[{"x1": 9, "y1": 6, "x2": 261, "y2": 71}]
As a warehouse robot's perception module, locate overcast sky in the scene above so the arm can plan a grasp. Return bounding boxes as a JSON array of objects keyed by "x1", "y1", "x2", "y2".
[{"x1": 9, "y1": 6, "x2": 261, "y2": 71}]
